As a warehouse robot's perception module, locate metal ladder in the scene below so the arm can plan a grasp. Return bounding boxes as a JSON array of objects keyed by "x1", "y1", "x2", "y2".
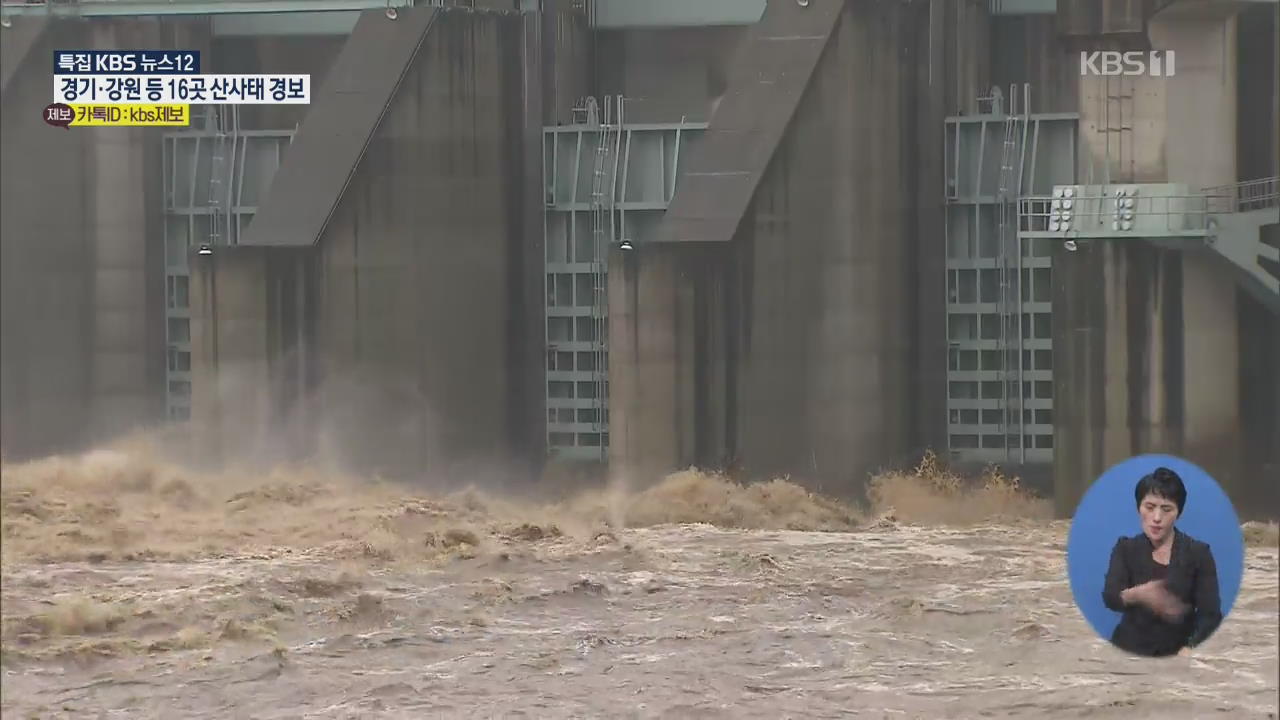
[
  {"x1": 588, "y1": 95, "x2": 622, "y2": 460},
  {"x1": 205, "y1": 105, "x2": 238, "y2": 246},
  {"x1": 994, "y1": 84, "x2": 1023, "y2": 464}
]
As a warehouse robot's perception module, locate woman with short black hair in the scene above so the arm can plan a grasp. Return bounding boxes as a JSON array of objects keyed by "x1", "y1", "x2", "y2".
[{"x1": 1101, "y1": 467, "x2": 1223, "y2": 657}]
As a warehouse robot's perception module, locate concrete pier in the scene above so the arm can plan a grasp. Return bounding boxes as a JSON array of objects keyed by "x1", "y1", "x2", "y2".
[
  {"x1": 607, "y1": 243, "x2": 690, "y2": 485},
  {"x1": 1052, "y1": 241, "x2": 1187, "y2": 516},
  {"x1": 739, "y1": 0, "x2": 916, "y2": 492},
  {"x1": 188, "y1": 248, "x2": 270, "y2": 464},
  {"x1": 1053, "y1": 6, "x2": 1270, "y2": 516},
  {"x1": 1234, "y1": 1, "x2": 1279, "y2": 516},
  {"x1": 1, "y1": 19, "x2": 201, "y2": 458},
  {"x1": 610, "y1": 0, "x2": 918, "y2": 495},
  {"x1": 83, "y1": 22, "x2": 170, "y2": 444},
  {"x1": 187, "y1": 7, "x2": 590, "y2": 480},
  {"x1": 0, "y1": 19, "x2": 93, "y2": 458}
]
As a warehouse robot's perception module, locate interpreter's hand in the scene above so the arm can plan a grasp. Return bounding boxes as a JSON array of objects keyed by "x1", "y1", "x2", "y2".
[
  {"x1": 1129, "y1": 580, "x2": 1189, "y2": 622},
  {"x1": 1121, "y1": 580, "x2": 1164, "y2": 606},
  {"x1": 1148, "y1": 584, "x2": 1189, "y2": 622}
]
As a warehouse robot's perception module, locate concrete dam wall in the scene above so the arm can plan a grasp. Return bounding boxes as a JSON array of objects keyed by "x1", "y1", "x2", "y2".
[
  {"x1": 1, "y1": 17, "x2": 212, "y2": 459},
  {"x1": 188, "y1": 6, "x2": 590, "y2": 482},
  {"x1": 0, "y1": 0, "x2": 1275, "y2": 518}
]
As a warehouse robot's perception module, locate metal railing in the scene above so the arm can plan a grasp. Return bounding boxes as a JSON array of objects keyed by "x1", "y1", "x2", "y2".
[
  {"x1": 1202, "y1": 177, "x2": 1279, "y2": 213},
  {"x1": 1020, "y1": 192, "x2": 1212, "y2": 235},
  {"x1": 1, "y1": 0, "x2": 419, "y2": 16},
  {"x1": 587, "y1": 94, "x2": 622, "y2": 459},
  {"x1": 994, "y1": 83, "x2": 1029, "y2": 464},
  {"x1": 987, "y1": 0, "x2": 1056, "y2": 15},
  {"x1": 1019, "y1": 178, "x2": 1280, "y2": 236}
]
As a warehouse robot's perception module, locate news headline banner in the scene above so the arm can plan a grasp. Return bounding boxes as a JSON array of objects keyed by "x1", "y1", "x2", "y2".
[
  {"x1": 54, "y1": 50, "x2": 200, "y2": 75},
  {"x1": 55, "y1": 75, "x2": 310, "y2": 104},
  {"x1": 52, "y1": 50, "x2": 311, "y2": 106}
]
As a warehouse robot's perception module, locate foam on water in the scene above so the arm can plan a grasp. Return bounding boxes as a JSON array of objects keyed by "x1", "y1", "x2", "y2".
[{"x1": 1, "y1": 439, "x2": 1276, "y2": 717}]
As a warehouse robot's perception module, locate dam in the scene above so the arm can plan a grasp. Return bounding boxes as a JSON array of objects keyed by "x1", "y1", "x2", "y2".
[{"x1": 1, "y1": 0, "x2": 1277, "y2": 518}]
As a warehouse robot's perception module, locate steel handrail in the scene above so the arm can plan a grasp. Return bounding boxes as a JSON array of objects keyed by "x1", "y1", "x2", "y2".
[{"x1": 1201, "y1": 177, "x2": 1279, "y2": 213}]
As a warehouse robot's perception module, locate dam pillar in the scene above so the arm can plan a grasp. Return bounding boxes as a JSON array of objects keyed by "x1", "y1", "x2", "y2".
[
  {"x1": 189, "y1": 249, "x2": 271, "y2": 468},
  {"x1": 0, "y1": 19, "x2": 93, "y2": 459},
  {"x1": 735, "y1": 0, "x2": 914, "y2": 494},
  {"x1": 1055, "y1": 48, "x2": 1174, "y2": 517},
  {"x1": 1054, "y1": 6, "x2": 1245, "y2": 516},
  {"x1": 84, "y1": 21, "x2": 171, "y2": 446},
  {"x1": 629, "y1": 0, "x2": 915, "y2": 494},
  {"x1": 86, "y1": 119, "x2": 155, "y2": 443},
  {"x1": 1052, "y1": 240, "x2": 1185, "y2": 518},
  {"x1": 1151, "y1": 11, "x2": 1243, "y2": 493},
  {"x1": 607, "y1": 243, "x2": 695, "y2": 488},
  {"x1": 1233, "y1": 1, "x2": 1278, "y2": 518}
]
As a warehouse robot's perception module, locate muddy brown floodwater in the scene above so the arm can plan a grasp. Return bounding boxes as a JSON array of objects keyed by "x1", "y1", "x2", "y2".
[{"x1": 2, "y1": 443, "x2": 1278, "y2": 719}]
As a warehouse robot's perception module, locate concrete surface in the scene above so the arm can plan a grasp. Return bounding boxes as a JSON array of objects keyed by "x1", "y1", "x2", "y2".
[
  {"x1": 0, "y1": 16, "x2": 48, "y2": 95},
  {"x1": 1053, "y1": 7, "x2": 1278, "y2": 516},
  {"x1": 303, "y1": 8, "x2": 552, "y2": 480},
  {"x1": 594, "y1": 25, "x2": 746, "y2": 123},
  {"x1": 0, "y1": 19, "x2": 94, "y2": 460},
  {"x1": 0, "y1": 19, "x2": 200, "y2": 459},
  {"x1": 188, "y1": 248, "x2": 271, "y2": 465},
  {"x1": 610, "y1": 0, "x2": 917, "y2": 496},
  {"x1": 0, "y1": 1, "x2": 1273, "y2": 521}
]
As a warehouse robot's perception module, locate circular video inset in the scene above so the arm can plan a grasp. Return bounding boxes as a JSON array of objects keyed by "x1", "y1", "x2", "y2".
[{"x1": 1066, "y1": 454, "x2": 1244, "y2": 657}]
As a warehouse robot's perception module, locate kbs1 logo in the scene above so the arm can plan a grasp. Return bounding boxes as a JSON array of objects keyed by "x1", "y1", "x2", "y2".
[{"x1": 1079, "y1": 50, "x2": 1176, "y2": 77}]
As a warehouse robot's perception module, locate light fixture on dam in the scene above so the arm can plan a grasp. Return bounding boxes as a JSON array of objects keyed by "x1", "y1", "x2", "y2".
[
  {"x1": 385, "y1": 5, "x2": 398, "y2": 20},
  {"x1": 1051, "y1": 187, "x2": 1078, "y2": 251},
  {"x1": 1050, "y1": 190, "x2": 1072, "y2": 233},
  {"x1": 1112, "y1": 186, "x2": 1137, "y2": 232},
  {"x1": 618, "y1": 239, "x2": 634, "y2": 251},
  {"x1": 197, "y1": 244, "x2": 213, "y2": 256}
]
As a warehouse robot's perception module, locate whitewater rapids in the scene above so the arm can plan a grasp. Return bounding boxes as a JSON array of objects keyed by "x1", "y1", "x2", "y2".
[{"x1": 2, "y1": 442, "x2": 1276, "y2": 718}]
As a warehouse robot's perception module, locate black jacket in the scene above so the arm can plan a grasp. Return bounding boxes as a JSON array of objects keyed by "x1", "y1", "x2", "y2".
[{"x1": 1102, "y1": 528, "x2": 1222, "y2": 656}]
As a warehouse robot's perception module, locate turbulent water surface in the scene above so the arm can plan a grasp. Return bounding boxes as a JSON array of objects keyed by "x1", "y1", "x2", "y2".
[{"x1": 2, "y1": 447, "x2": 1277, "y2": 718}]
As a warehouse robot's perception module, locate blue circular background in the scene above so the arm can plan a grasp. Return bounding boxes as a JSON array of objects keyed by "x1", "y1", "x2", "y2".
[{"x1": 1066, "y1": 454, "x2": 1245, "y2": 644}]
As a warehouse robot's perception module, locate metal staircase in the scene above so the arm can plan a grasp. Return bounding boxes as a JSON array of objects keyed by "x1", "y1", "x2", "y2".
[{"x1": 1203, "y1": 177, "x2": 1280, "y2": 311}]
